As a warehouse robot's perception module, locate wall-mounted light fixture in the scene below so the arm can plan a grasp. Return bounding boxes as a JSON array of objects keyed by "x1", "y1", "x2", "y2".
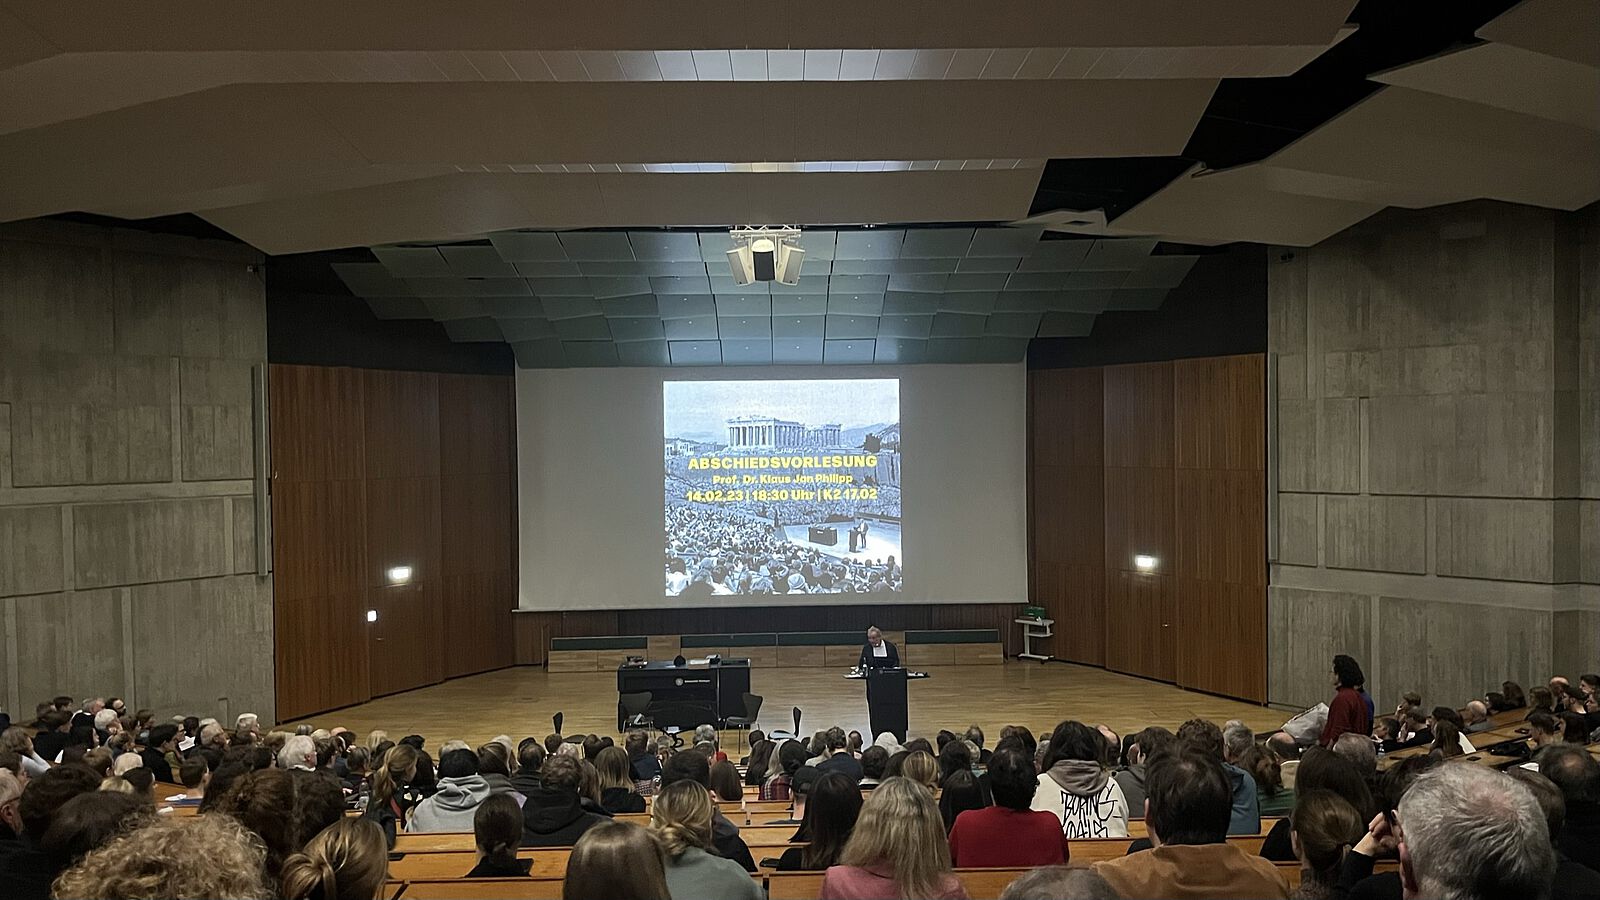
[
  {"x1": 386, "y1": 566, "x2": 413, "y2": 585},
  {"x1": 1133, "y1": 554, "x2": 1158, "y2": 572},
  {"x1": 366, "y1": 609, "x2": 379, "y2": 623}
]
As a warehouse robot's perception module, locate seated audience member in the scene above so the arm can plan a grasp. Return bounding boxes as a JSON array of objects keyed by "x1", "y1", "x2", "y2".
[
  {"x1": 1528, "y1": 711, "x2": 1566, "y2": 750},
  {"x1": 938, "y1": 739, "x2": 973, "y2": 784},
  {"x1": 1559, "y1": 712, "x2": 1591, "y2": 744},
  {"x1": 1241, "y1": 743, "x2": 1294, "y2": 817},
  {"x1": 0, "y1": 770, "x2": 22, "y2": 842},
  {"x1": 28, "y1": 712, "x2": 73, "y2": 765},
  {"x1": 176, "y1": 754, "x2": 209, "y2": 802},
  {"x1": 859, "y1": 746, "x2": 889, "y2": 789},
  {"x1": 1033, "y1": 721, "x2": 1129, "y2": 838},
  {"x1": 1286, "y1": 790, "x2": 1362, "y2": 900},
  {"x1": 818, "y1": 727, "x2": 865, "y2": 784},
  {"x1": 1539, "y1": 745, "x2": 1600, "y2": 874},
  {"x1": 777, "y1": 772, "x2": 862, "y2": 871},
  {"x1": 873, "y1": 732, "x2": 905, "y2": 755},
  {"x1": 209, "y1": 769, "x2": 297, "y2": 881},
  {"x1": 280, "y1": 817, "x2": 387, "y2": 900},
  {"x1": 40, "y1": 791, "x2": 151, "y2": 872},
  {"x1": 651, "y1": 780, "x2": 763, "y2": 900},
  {"x1": 563, "y1": 821, "x2": 670, "y2": 900},
  {"x1": 901, "y1": 749, "x2": 941, "y2": 794},
  {"x1": 361, "y1": 743, "x2": 418, "y2": 847},
  {"x1": 1501, "y1": 681, "x2": 1528, "y2": 710},
  {"x1": 1462, "y1": 699, "x2": 1493, "y2": 734},
  {"x1": 744, "y1": 739, "x2": 776, "y2": 787},
  {"x1": 1268, "y1": 732, "x2": 1303, "y2": 789},
  {"x1": 848, "y1": 730, "x2": 865, "y2": 758},
  {"x1": 407, "y1": 747, "x2": 490, "y2": 832},
  {"x1": 949, "y1": 747, "x2": 1067, "y2": 868},
  {"x1": 1427, "y1": 706, "x2": 1477, "y2": 753},
  {"x1": 1428, "y1": 721, "x2": 1466, "y2": 760},
  {"x1": 1342, "y1": 764, "x2": 1553, "y2": 900},
  {"x1": 136, "y1": 723, "x2": 177, "y2": 783},
  {"x1": 1116, "y1": 726, "x2": 1176, "y2": 818},
  {"x1": 595, "y1": 746, "x2": 647, "y2": 813},
  {"x1": 522, "y1": 754, "x2": 609, "y2": 847},
  {"x1": 709, "y1": 759, "x2": 744, "y2": 802},
  {"x1": 1508, "y1": 768, "x2": 1600, "y2": 899},
  {"x1": 1092, "y1": 751, "x2": 1290, "y2": 899},
  {"x1": 999, "y1": 866, "x2": 1119, "y2": 900},
  {"x1": 964, "y1": 725, "x2": 991, "y2": 764},
  {"x1": 937, "y1": 769, "x2": 988, "y2": 832},
  {"x1": 1369, "y1": 717, "x2": 1399, "y2": 749},
  {"x1": 0, "y1": 728, "x2": 49, "y2": 778},
  {"x1": 820, "y1": 776, "x2": 970, "y2": 900},
  {"x1": 1529, "y1": 686, "x2": 1561, "y2": 719},
  {"x1": 112, "y1": 752, "x2": 142, "y2": 777},
  {"x1": 762, "y1": 740, "x2": 808, "y2": 801},
  {"x1": 50, "y1": 814, "x2": 274, "y2": 900},
  {"x1": 1331, "y1": 732, "x2": 1377, "y2": 778},
  {"x1": 476, "y1": 741, "x2": 522, "y2": 805},
  {"x1": 465, "y1": 794, "x2": 530, "y2": 877},
  {"x1": 660, "y1": 750, "x2": 756, "y2": 871},
  {"x1": 883, "y1": 750, "x2": 910, "y2": 780},
  {"x1": 1260, "y1": 746, "x2": 1374, "y2": 861},
  {"x1": 512, "y1": 738, "x2": 545, "y2": 797},
  {"x1": 1321, "y1": 656, "x2": 1372, "y2": 748},
  {"x1": 1179, "y1": 718, "x2": 1259, "y2": 835},
  {"x1": 1, "y1": 764, "x2": 102, "y2": 900}
]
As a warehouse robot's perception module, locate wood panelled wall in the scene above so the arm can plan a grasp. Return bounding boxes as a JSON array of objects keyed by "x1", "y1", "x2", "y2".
[
  {"x1": 271, "y1": 365, "x2": 516, "y2": 721},
  {"x1": 1028, "y1": 354, "x2": 1266, "y2": 702}
]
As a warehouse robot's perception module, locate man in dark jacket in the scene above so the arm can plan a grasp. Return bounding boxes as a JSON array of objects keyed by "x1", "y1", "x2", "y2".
[
  {"x1": 661, "y1": 751, "x2": 756, "y2": 871},
  {"x1": 1540, "y1": 745, "x2": 1600, "y2": 874},
  {"x1": 510, "y1": 739, "x2": 544, "y2": 797},
  {"x1": 139, "y1": 724, "x2": 178, "y2": 784},
  {"x1": 520, "y1": 755, "x2": 608, "y2": 847}
]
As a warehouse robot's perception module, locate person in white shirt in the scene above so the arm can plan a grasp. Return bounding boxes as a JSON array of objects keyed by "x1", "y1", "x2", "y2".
[{"x1": 857, "y1": 626, "x2": 899, "y2": 669}]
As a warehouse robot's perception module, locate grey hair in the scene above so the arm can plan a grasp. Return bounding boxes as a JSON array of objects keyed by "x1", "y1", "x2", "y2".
[
  {"x1": 1332, "y1": 732, "x2": 1377, "y2": 775},
  {"x1": 439, "y1": 739, "x2": 471, "y2": 754},
  {"x1": 1399, "y1": 764, "x2": 1554, "y2": 900},
  {"x1": 693, "y1": 724, "x2": 717, "y2": 746},
  {"x1": 277, "y1": 734, "x2": 317, "y2": 769},
  {"x1": 94, "y1": 709, "x2": 119, "y2": 731},
  {"x1": 1221, "y1": 722, "x2": 1254, "y2": 761},
  {"x1": 999, "y1": 866, "x2": 1119, "y2": 900}
]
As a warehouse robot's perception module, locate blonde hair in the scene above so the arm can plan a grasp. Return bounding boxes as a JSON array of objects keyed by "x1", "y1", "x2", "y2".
[
  {"x1": 113, "y1": 752, "x2": 143, "y2": 776},
  {"x1": 51, "y1": 814, "x2": 273, "y2": 900},
  {"x1": 366, "y1": 730, "x2": 389, "y2": 755},
  {"x1": 901, "y1": 750, "x2": 939, "y2": 791},
  {"x1": 564, "y1": 822, "x2": 670, "y2": 900},
  {"x1": 370, "y1": 744, "x2": 418, "y2": 810},
  {"x1": 595, "y1": 745, "x2": 635, "y2": 793},
  {"x1": 280, "y1": 817, "x2": 389, "y2": 900},
  {"x1": 0, "y1": 727, "x2": 32, "y2": 755},
  {"x1": 839, "y1": 776, "x2": 954, "y2": 899},
  {"x1": 649, "y1": 780, "x2": 714, "y2": 859},
  {"x1": 99, "y1": 776, "x2": 135, "y2": 794}
]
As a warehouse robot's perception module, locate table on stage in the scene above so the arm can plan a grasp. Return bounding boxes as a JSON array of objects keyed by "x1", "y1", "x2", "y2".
[
  {"x1": 616, "y1": 658, "x2": 751, "y2": 731},
  {"x1": 845, "y1": 667, "x2": 927, "y2": 743}
]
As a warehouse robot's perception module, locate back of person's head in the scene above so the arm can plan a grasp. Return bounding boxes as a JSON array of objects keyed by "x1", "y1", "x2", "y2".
[
  {"x1": 40, "y1": 790, "x2": 151, "y2": 867},
  {"x1": 147, "y1": 722, "x2": 179, "y2": 748},
  {"x1": 291, "y1": 770, "x2": 348, "y2": 848},
  {"x1": 1145, "y1": 750, "x2": 1231, "y2": 845},
  {"x1": 777, "y1": 739, "x2": 808, "y2": 776},
  {"x1": 962, "y1": 725, "x2": 985, "y2": 749},
  {"x1": 1529, "y1": 686, "x2": 1555, "y2": 711},
  {"x1": 998, "y1": 866, "x2": 1120, "y2": 900},
  {"x1": 987, "y1": 747, "x2": 1038, "y2": 811},
  {"x1": 595, "y1": 745, "x2": 634, "y2": 792},
  {"x1": 623, "y1": 730, "x2": 650, "y2": 758},
  {"x1": 1558, "y1": 712, "x2": 1590, "y2": 743},
  {"x1": 1430, "y1": 706, "x2": 1464, "y2": 729},
  {"x1": 213, "y1": 767, "x2": 298, "y2": 878},
  {"x1": 937, "y1": 739, "x2": 971, "y2": 781},
  {"x1": 370, "y1": 742, "x2": 418, "y2": 808},
  {"x1": 1378, "y1": 754, "x2": 1439, "y2": 814},
  {"x1": 437, "y1": 748, "x2": 479, "y2": 780},
  {"x1": 1399, "y1": 764, "x2": 1553, "y2": 900},
  {"x1": 540, "y1": 753, "x2": 582, "y2": 794},
  {"x1": 280, "y1": 817, "x2": 387, "y2": 900},
  {"x1": 279, "y1": 734, "x2": 317, "y2": 770},
  {"x1": 51, "y1": 813, "x2": 273, "y2": 900},
  {"x1": 1332, "y1": 654, "x2": 1365, "y2": 689},
  {"x1": 582, "y1": 734, "x2": 604, "y2": 761},
  {"x1": 1237, "y1": 744, "x2": 1283, "y2": 797},
  {"x1": 903, "y1": 737, "x2": 934, "y2": 756},
  {"x1": 1507, "y1": 769, "x2": 1567, "y2": 842},
  {"x1": 1332, "y1": 732, "x2": 1378, "y2": 774},
  {"x1": 563, "y1": 821, "x2": 669, "y2": 900},
  {"x1": 344, "y1": 746, "x2": 370, "y2": 776},
  {"x1": 1042, "y1": 720, "x2": 1104, "y2": 769},
  {"x1": 1537, "y1": 744, "x2": 1600, "y2": 803},
  {"x1": 1131, "y1": 726, "x2": 1176, "y2": 764},
  {"x1": 649, "y1": 779, "x2": 713, "y2": 858},
  {"x1": 660, "y1": 748, "x2": 711, "y2": 788},
  {"x1": 1297, "y1": 746, "x2": 1375, "y2": 821},
  {"x1": 860, "y1": 745, "x2": 889, "y2": 780},
  {"x1": 708, "y1": 759, "x2": 742, "y2": 801},
  {"x1": 179, "y1": 755, "x2": 208, "y2": 789},
  {"x1": 884, "y1": 750, "x2": 909, "y2": 778},
  {"x1": 901, "y1": 750, "x2": 939, "y2": 790},
  {"x1": 1430, "y1": 721, "x2": 1465, "y2": 759},
  {"x1": 1221, "y1": 722, "x2": 1254, "y2": 762},
  {"x1": 544, "y1": 733, "x2": 564, "y2": 754},
  {"x1": 840, "y1": 776, "x2": 952, "y2": 898},
  {"x1": 1175, "y1": 718, "x2": 1224, "y2": 759},
  {"x1": 112, "y1": 751, "x2": 142, "y2": 776},
  {"x1": 824, "y1": 726, "x2": 847, "y2": 752},
  {"x1": 516, "y1": 737, "x2": 546, "y2": 773},
  {"x1": 19, "y1": 764, "x2": 101, "y2": 838},
  {"x1": 1290, "y1": 790, "x2": 1363, "y2": 887},
  {"x1": 472, "y1": 793, "x2": 523, "y2": 866},
  {"x1": 802, "y1": 772, "x2": 863, "y2": 869},
  {"x1": 1528, "y1": 710, "x2": 1561, "y2": 740},
  {"x1": 938, "y1": 769, "x2": 986, "y2": 829}
]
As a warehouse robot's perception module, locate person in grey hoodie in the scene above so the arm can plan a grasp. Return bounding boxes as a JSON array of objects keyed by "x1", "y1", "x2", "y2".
[
  {"x1": 1030, "y1": 721, "x2": 1130, "y2": 838},
  {"x1": 406, "y1": 748, "x2": 491, "y2": 833},
  {"x1": 1114, "y1": 726, "x2": 1175, "y2": 820}
]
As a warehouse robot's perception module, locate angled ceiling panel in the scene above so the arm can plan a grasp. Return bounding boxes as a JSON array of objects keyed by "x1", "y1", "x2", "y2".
[{"x1": 1374, "y1": 43, "x2": 1600, "y2": 133}]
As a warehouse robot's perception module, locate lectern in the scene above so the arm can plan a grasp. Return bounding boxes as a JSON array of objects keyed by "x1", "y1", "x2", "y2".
[{"x1": 846, "y1": 667, "x2": 927, "y2": 743}]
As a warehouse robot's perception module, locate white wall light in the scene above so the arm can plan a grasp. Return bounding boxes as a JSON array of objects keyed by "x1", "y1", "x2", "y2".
[
  {"x1": 386, "y1": 565, "x2": 413, "y2": 585},
  {"x1": 1133, "y1": 554, "x2": 1158, "y2": 572},
  {"x1": 366, "y1": 609, "x2": 379, "y2": 623}
]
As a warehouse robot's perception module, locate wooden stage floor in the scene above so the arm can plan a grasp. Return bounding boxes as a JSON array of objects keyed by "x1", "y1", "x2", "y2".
[{"x1": 283, "y1": 661, "x2": 1286, "y2": 749}]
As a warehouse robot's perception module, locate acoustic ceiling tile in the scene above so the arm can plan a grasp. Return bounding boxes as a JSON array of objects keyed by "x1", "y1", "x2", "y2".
[
  {"x1": 588, "y1": 276, "x2": 652, "y2": 298},
  {"x1": 822, "y1": 315, "x2": 878, "y2": 340},
  {"x1": 424, "y1": 298, "x2": 487, "y2": 320},
  {"x1": 605, "y1": 316, "x2": 666, "y2": 343},
  {"x1": 925, "y1": 337, "x2": 1028, "y2": 364},
  {"x1": 656, "y1": 294, "x2": 716, "y2": 319},
  {"x1": 829, "y1": 274, "x2": 890, "y2": 294},
  {"x1": 824, "y1": 339, "x2": 876, "y2": 364},
  {"x1": 1042, "y1": 289, "x2": 1112, "y2": 313},
  {"x1": 373, "y1": 246, "x2": 451, "y2": 277},
  {"x1": 730, "y1": 49, "x2": 767, "y2": 81},
  {"x1": 617, "y1": 340, "x2": 671, "y2": 366},
  {"x1": 985, "y1": 312, "x2": 1044, "y2": 338},
  {"x1": 874, "y1": 49, "x2": 918, "y2": 80},
  {"x1": 1112, "y1": 162, "x2": 1384, "y2": 247},
  {"x1": 718, "y1": 316, "x2": 772, "y2": 340},
  {"x1": 888, "y1": 273, "x2": 949, "y2": 293},
  {"x1": 882, "y1": 292, "x2": 942, "y2": 315},
  {"x1": 663, "y1": 317, "x2": 719, "y2": 341},
  {"x1": 980, "y1": 48, "x2": 1032, "y2": 80},
  {"x1": 489, "y1": 232, "x2": 567, "y2": 262},
  {"x1": 365, "y1": 296, "x2": 430, "y2": 319},
  {"x1": 930, "y1": 311, "x2": 988, "y2": 337},
  {"x1": 840, "y1": 49, "x2": 880, "y2": 81},
  {"x1": 834, "y1": 230, "x2": 904, "y2": 260},
  {"x1": 946, "y1": 272, "x2": 1011, "y2": 292},
  {"x1": 692, "y1": 49, "x2": 733, "y2": 81},
  {"x1": 772, "y1": 295, "x2": 829, "y2": 317},
  {"x1": 708, "y1": 275, "x2": 769, "y2": 295},
  {"x1": 575, "y1": 261, "x2": 648, "y2": 277},
  {"x1": 769, "y1": 275, "x2": 832, "y2": 295},
  {"x1": 513, "y1": 260, "x2": 583, "y2": 278},
  {"x1": 1081, "y1": 238, "x2": 1159, "y2": 269},
  {"x1": 634, "y1": 261, "x2": 710, "y2": 277},
  {"x1": 721, "y1": 340, "x2": 773, "y2": 365},
  {"x1": 887, "y1": 258, "x2": 960, "y2": 275},
  {"x1": 669, "y1": 340, "x2": 722, "y2": 365},
  {"x1": 334, "y1": 262, "x2": 413, "y2": 297},
  {"x1": 1004, "y1": 271, "x2": 1076, "y2": 292},
  {"x1": 557, "y1": 231, "x2": 635, "y2": 261},
  {"x1": 1102, "y1": 288, "x2": 1171, "y2": 310},
  {"x1": 629, "y1": 231, "x2": 703, "y2": 261},
  {"x1": 1475, "y1": 0, "x2": 1600, "y2": 68},
  {"x1": 511, "y1": 339, "x2": 565, "y2": 368},
  {"x1": 408, "y1": 276, "x2": 531, "y2": 297},
  {"x1": 968, "y1": 226, "x2": 1044, "y2": 257},
  {"x1": 616, "y1": 50, "x2": 665, "y2": 82},
  {"x1": 877, "y1": 315, "x2": 934, "y2": 339},
  {"x1": 827, "y1": 293, "x2": 885, "y2": 316},
  {"x1": 1374, "y1": 42, "x2": 1600, "y2": 133},
  {"x1": 936, "y1": 293, "x2": 998, "y2": 315},
  {"x1": 1018, "y1": 240, "x2": 1092, "y2": 271},
  {"x1": 1064, "y1": 270, "x2": 1130, "y2": 290},
  {"x1": 947, "y1": 49, "x2": 994, "y2": 80},
  {"x1": 875, "y1": 337, "x2": 928, "y2": 364},
  {"x1": 1038, "y1": 311, "x2": 1098, "y2": 338},
  {"x1": 829, "y1": 258, "x2": 896, "y2": 276},
  {"x1": 773, "y1": 315, "x2": 826, "y2": 339},
  {"x1": 1122, "y1": 256, "x2": 1199, "y2": 289},
  {"x1": 497, "y1": 317, "x2": 557, "y2": 342},
  {"x1": 650, "y1": 275, "x2": 714, "y2": 295},
  {"x1": 993, "y1": 292, "x2": 1055, "y2": 314},
  {"x1": 476, "y1": 297, "x2": 546, "y2": 318},
  {"x1": 1015, "y1": 48, "x2": 1067, "y2": 79},
  {"x1": 541, "y1": 296, "x2": 603, "y2": 320},
  {"x1": 955, "y1": 256, "x2": 1022, "y2": 274},
  {"x1": 714, "y1": 294, "x2": 771, "y2": 316},
  {"x1": 439, "y1": 245, "x2": 518, "y2": 277},
  {"x1": 598, "y1": 294, "x2": 657, "y2": 318},
  {"x1": 804, "y1": 49, "x2": 843, "y2": 80},
  {"x1": 654, "y1": 50, "x2": 697, "y2": 81},
  {"x1": 562, "y1": 341, "x2": 620, "y2": 367},
  {"x1": 526, "y1": 276, "x2": 591, "y2": 296},
  {"x1": 552, "y1": 315, "x2": 613, "y2": 341},
  {"x1": 798, "y1": 230, "x2": 838, "y2": 261},
  {"x1": 900, "y1": 228, "x2": 976, "y2": 258},
  {"x1": 772, "y1": 338, "x2": 824, "y2": 364}
]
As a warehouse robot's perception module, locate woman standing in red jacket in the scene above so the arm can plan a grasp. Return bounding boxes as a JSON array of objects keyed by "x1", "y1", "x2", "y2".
[{"x1": 1319, "y1": 655, "x2": 1372, "y2": 747}]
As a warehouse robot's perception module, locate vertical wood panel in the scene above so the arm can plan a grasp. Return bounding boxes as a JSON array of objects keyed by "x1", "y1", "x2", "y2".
[
  {"x1": 1103, "y1": 362, "x2": 1173, "y2": 469},
  {"x1": 1028, "y1": 368, "x2": 1106, "y2": 665},
  {"x1": 1105, "y1": 572, "x2": 1175, "y2": 682}
]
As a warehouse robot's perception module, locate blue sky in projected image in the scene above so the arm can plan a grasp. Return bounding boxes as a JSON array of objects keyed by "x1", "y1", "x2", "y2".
[{"x1": 664, "y1": 379, "x2": 898, "y2": 443}]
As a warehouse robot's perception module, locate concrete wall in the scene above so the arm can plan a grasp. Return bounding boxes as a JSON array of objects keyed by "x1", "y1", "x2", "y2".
[
  {"x1": 0, "y1": 220, "x2": 274, "y2": 723},
  {"x1": 1269, "y1": 200, "x2": 1599, "y2": 710}
]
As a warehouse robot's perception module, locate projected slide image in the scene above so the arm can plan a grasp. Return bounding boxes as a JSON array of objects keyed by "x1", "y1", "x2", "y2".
[{"x1": 664, "y1": 379, "x2": 902, "y2": 598}]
